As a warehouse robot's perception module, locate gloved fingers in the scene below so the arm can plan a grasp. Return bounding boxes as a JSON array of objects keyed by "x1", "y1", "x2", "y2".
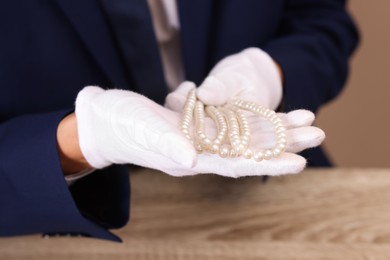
[
  {"x1": 249, "y1": 126, "x2": 325, "y2": 153},
  {"x1": 165, "y1": 87, "x2": 314, "y2": 132},
  {"x1": 111, "y1": 96, "x2": 197, "y2": 168},
  {"x1": 190, "y1": 110, "x2": 317, "y2": 145},
  {"x1": 165, "y1": 81, "x2": 196, "y2": 112},
  {"x1": 192, "y1": 152, "x2": 306, "y2": 177},
  {"x1": 157, "y1": 132, "x2": 198, "y2": 168},
  {"x1": 159, "y1": 164, "x2": 197, "y2": 177},
  {"x1": 277, "y1": 110, "x2": 315, "y2": 128},
  {"x1": 285, "y1": 126, "x2": 325, "y2": 153},
  {"x1": 165, "y1": 74, "x2": 253, "y2": 111},
  {"x1": 76, "y1": 86, "x2": 108, "y2": 108},
  {"x1": 207, "y1": 52, "x2": 243, "y2": 73},
  {"x1": 197, "y1": 72, "x2": 246, "y2": 106},
  {"x1": 165, "y1": 75, "x2": 253, "y2": 113},
  {"x1": 76, "y1": 86, "x2": 198, "y2": 170},
  {"x1": 246, "y1": 109, "x2": 316, "y2": 131},
  {"x1": 200, "y1": 121, "x2": 324, "y2": 154},
  {"x1": 241, "y1": 48, "x2": 282, "y2": 87},
  {"x1": 152, "y1": 147, "x2": 308, "y2": 178},
  {"x1": 126, "y1": 149, "x2": 198, "y2": 177}
]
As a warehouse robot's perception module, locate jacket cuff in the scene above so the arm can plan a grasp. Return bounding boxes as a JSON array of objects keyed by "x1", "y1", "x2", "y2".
[{"x1": 0, "y1": 109, "x2": 121, "y2": 242}]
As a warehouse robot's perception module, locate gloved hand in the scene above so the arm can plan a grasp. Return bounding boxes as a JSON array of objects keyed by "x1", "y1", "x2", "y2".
[
  {"x1": 165, "y1": 82, "x2": 325, "y2": 177},
  {"x1": 75, "y1": 86, "x2": 197, "y2": 174},
  {"x1": 196, "y1": 47, "x2": 283, "y2": 110}
]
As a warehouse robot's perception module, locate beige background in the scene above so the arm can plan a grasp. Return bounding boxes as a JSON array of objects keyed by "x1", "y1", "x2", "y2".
[{"x1": 317, "y1": 0, "x2": 390, "y2": 167}]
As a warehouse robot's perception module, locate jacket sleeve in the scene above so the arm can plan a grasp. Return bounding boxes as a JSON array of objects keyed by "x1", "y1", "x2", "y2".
[
  {"x1": 0, "y1": 110, "x2": 129, "y2": 242},
  {"x1": 263, "y1": 0, "x2": 359, "y2": 112}
]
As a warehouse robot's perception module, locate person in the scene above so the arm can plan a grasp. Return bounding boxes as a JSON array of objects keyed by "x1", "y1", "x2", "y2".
[{"x1": 0, "y1": 0, "x2": 359, "y2": 242}]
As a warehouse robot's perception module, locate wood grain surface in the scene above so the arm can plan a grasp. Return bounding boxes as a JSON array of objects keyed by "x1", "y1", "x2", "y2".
[{"x1": 2, "y1": 168, "x2": 390, "y2": 259}]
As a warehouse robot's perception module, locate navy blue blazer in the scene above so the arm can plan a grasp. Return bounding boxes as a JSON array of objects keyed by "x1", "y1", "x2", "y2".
[{"x1": 0, "y1": 0, "x2": 358, "y2": 241}]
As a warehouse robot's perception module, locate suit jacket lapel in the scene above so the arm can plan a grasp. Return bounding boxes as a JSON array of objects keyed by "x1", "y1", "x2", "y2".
[
  {"x1": 56, "y1": 0, "x2": 214, "y2": 101},
  {"x1": 178, "y1": 0, "x2": 214, "y2": 85},
  {"x1": 55, "y1": 0, "x2": 129, "y2": 88},
  {"x1": 99, "y1": 0, "x2": 168, "y2": 104}
]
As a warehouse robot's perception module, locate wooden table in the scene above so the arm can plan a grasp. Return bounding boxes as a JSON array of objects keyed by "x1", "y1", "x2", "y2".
[{"x1": 2, "y1": 168, "x2": 390, "y2": 259}]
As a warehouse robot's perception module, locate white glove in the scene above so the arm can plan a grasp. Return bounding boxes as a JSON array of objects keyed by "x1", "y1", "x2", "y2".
[
  {"x1": 166, "y1": 82, "x2": 325, "y2": 177},
  {"x1": 197, "y1": 47, "x2": 283, "y2": 110},
  {"x1": 75, "y1": 86, "x2": 197, "y2": 172}
]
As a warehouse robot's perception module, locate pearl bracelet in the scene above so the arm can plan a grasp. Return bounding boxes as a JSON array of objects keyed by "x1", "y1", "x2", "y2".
[{"x1": 180, "y1": 90, "x2": 287, "y2": 161}]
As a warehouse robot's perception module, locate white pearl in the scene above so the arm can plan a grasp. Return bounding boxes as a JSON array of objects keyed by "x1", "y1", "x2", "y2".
[
  {"x1": 180, "y1": 90, "x2": 196, "y2": 142},
  {"x1": 203, "y1": 138, "x2": 212, "y2": 148},
  {"x1": 267, "y1": 111, "x2": 276, "y2": 117},
  {"x1": 195, "y1": 143, "x2": 203, "y2": 153},
  {"x1": 277, "y1": 143, "x2": 286, "y2": 151},
  {"x1": 275, "y1": 122, "x2": 284, "y2": 129},
  {"x1": 273, "y1": 148, "x2": 282, "y2": 157},
  {"x1": 264, "y1": 149, "x2": 273, "y2": 160},
  {"x1": 210, "y1": 144, "x2": 220, "y2": 154},
  {"x1": 278, "y1": 137, "x2": 287, "y2": 144},
  {"x1": 276, "y1": 127, "x2": 286, "y2": 133},
  {"x1": 243, "y1": 149, "x2": 253, "y2": 159},
  {"x1": 198, "y1": 133, "x2": 206, "y2": 140},
  {"x1": 253, "y1": 151, "x2": 264, "y2": 162},
  {"x1": 229, "y1": 148, "x2": 238, "y2": 158},
  {"x1": 272, "y1": 117, "x2": 282, "y2": 124},
  {"x1": 219, "y1": 147, "x2": 229, "y2": 158},
  {"x1": 242, "y1": 135, "x2": 250, "y2": 142}
]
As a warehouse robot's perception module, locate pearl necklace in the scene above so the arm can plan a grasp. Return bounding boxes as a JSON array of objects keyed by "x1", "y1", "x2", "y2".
[
  {"x1": 180, "y1": 88, "x2": 196, "y2": 142},
  {"x1": 180, "y1": 91, "x2": 287, "y2": 161}
]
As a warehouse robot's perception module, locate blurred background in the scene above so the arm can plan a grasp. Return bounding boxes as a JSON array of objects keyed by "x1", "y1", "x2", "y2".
[{"x1": 317, "y1": 0, "x2": 390, "y2": 167}]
